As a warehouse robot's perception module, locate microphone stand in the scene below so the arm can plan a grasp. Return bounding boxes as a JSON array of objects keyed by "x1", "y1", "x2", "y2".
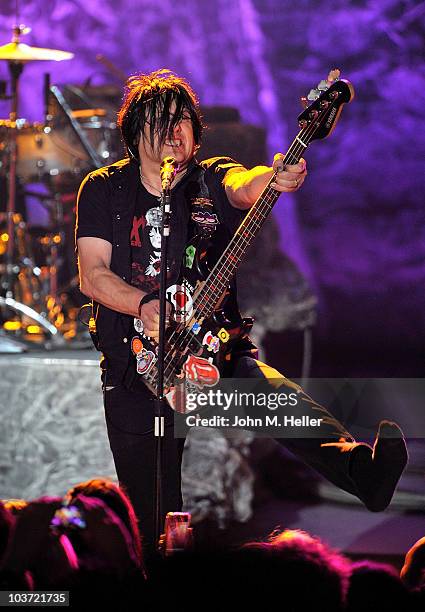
[{"x1": 153, "y1": 176, "x2": 173, "y2": 547}]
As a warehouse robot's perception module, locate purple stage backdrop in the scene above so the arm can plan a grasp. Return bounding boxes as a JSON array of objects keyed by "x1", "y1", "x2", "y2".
[{"x1": 0, "y1": 1, "x2": 424, "y2": 372}]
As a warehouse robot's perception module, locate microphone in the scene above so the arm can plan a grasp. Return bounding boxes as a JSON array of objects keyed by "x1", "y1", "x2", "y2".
[{"x1": 160, "y1": 157, "x2": 178, "y2": 190}]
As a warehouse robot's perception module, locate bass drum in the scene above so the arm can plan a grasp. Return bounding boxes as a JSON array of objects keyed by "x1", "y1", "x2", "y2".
[{"x1": 17, "y1": 123, "x2": 92, "y2": 183}]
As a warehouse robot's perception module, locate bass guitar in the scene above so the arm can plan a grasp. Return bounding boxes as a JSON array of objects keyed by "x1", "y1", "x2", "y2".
[{"x1": 131, "y1": 70, "x2": 354, "y2": 412}]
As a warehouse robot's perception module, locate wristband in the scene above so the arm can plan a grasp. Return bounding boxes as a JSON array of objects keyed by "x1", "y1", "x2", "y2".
[{"x1": 137, "y1": 290, "x2": 159, "y2": 318}]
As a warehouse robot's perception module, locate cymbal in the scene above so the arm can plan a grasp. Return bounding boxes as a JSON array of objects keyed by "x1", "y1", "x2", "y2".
[{"x1": 0, "y1": 42, "x2": 74, "y2": 62}]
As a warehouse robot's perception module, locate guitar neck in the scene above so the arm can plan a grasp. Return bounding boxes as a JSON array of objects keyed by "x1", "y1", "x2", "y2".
[
  {"x1": 139, "y1": 75, "x2": 354, "y2": 394},
  {"x1": 192, "y1": 129, "x2": 311, "y2": 319}
]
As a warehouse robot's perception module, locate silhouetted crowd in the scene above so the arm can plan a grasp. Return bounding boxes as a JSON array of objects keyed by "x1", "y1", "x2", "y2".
[{"x1": 1, "y1": 478, "x2": 424, "y2": 610}]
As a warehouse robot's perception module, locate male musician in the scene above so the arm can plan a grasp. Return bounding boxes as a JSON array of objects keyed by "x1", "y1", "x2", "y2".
[{"x1": 76, "y1": 69, "x2": 407, "y2": 553}]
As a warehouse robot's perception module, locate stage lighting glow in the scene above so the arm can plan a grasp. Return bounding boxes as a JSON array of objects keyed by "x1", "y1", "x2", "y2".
[{"x1": 3, "y1": 320, "x2": 21, "y2": 330}]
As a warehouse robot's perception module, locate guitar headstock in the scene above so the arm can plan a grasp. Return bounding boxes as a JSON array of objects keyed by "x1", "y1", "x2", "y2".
[{"x1": 298, "y1": 69, "x2": 354, "y2": 141}]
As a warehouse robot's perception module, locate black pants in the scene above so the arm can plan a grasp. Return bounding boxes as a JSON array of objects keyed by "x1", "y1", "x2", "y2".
[
  {"x1": 104, "y1": 383, "x2": 184, "y2": 555},
  {"x1": 104, "y1": 357, "x2": 365, "y2": 553}
]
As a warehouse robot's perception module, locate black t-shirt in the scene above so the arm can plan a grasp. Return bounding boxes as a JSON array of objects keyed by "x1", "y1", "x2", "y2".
[{"x1": 76, "y1": 156, "x2": 248, "y2": 386}]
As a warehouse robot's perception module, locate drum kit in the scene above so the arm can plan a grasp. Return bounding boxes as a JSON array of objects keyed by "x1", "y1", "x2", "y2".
[{"x1": 0, "y1": 23, "x2": 122, "y2": 351}]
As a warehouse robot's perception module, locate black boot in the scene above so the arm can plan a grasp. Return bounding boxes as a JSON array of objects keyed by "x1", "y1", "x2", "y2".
[{"x1": 349, "y1": 420, "x2": 408, "y2": 512}]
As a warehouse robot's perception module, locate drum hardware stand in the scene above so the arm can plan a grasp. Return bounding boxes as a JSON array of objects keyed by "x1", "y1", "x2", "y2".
[
  {"x1": 4, "y1": 42, "x2": 23, "y2": 299},
  {"x1": 21, "y1": 187, "x2": 85, "y2": 344},
  {"x1": 0, "y1": 296, "x2": 61, "y2": 339},
  {"x1": 22, "y1": 188, "x2": 74, "y2": 336},
  {"x1": 36, "y1": 194, "x2": 70, "y2": 335},
  {"x1": 0, "y1": 22, "x2": 73, "y2": 349},
  {"x1": 0, "y1": 79, "x2": 11, "y2": 101},
  {"x1": 0, "y1": 32, "x2": 37, "y2": 350}
]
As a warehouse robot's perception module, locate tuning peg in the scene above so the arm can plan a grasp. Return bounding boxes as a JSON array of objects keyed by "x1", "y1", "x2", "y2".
[
  {"x1": 318, "y1": 79, "x2": 332, "y2": 91},
  {"x1": 307, "y1": 88, "x2": 320, "y2": 101},
  {"x1": 304, "y1": 69, "x2": 343, "y2": 104},
  {"x1": 327, "y1": 68, "x2": 340, "y2": 83},
  {"x1": 300, "y1": 96, "x2": 309, "y2": 109}
]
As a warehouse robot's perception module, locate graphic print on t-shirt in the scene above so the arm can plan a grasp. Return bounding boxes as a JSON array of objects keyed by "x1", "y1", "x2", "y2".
[
  {"x1": 144, "y1": 207, "x2": 162, "y2": 277},
  {"x1": 131, "y1": 204, "x2": 163, "y2": 293}
]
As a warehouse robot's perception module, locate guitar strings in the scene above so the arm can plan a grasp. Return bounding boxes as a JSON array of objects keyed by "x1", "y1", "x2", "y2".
[
  {"x1": 161, "y1": 177, "x2": 307, "y2": 384},
  {"x1": 161, "y1": 191, "x2": 282, "y2": 383},
  {"x1": 186, "y1": 113, "x2": 326, "y2": 316}
]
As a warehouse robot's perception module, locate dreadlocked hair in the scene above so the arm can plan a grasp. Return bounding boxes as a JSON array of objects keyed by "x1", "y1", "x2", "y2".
[{"x1": 117, "y1": 68, "x2": 203, "y2": 159}]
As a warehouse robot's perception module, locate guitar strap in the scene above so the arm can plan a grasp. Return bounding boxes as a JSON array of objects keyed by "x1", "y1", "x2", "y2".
[{"x1": 189, "y1": 169, "x2": 220, "y2": 240}]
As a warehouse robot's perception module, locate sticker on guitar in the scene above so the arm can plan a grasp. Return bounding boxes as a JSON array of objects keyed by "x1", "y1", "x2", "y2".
[
  {"x1": 165, "y1": 355, "x2": 220, "y2": 412},
  {"x1": 136, "y1": 348, "x2": 156, "y2": 375},
  {"x1": 134, "y1": 318, "x2": 144, "y2": 333},
  {"x1": 166, "y1": 283, "x2": 194, "y2": 323},
  {"x1": 183, "y1": 354, "x2": 220, "y2": 388},
  {"x1": 202, "y1": 331, "x2": 220, "y2": 353}
]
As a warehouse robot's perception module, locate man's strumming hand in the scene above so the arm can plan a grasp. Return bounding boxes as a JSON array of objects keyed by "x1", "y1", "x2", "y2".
[{"x1": 138, "y1": 300, "x2": 173, "y2": 342}]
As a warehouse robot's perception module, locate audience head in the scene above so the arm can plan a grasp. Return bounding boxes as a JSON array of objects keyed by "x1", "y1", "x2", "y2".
[
  {"x1": 4, "y1": 484, "x2": 421, "y2": 611},
  {"x1": 347, "y1": 560, "x2": 411, "y2": 612},
  {"x1": 3, "y1": 499, "x2": 28, "y2": 516},
  {"x1": 0, "y1": 497, "x2": 67, "y2": 589},
  {"x1": 65, "y1": 478, "x2": 142, "y2": 564},
  {"x1": 155, "y1": 528, "x2": 350, "y2": 611},
  {"x1": 239, "y1": 529, "x2": 351, "y2": 611}
]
